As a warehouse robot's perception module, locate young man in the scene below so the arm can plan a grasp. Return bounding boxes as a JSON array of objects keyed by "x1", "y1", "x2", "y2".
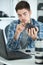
[{"x1": 7, "y1": 1, "x2": 43, "y2": 51}]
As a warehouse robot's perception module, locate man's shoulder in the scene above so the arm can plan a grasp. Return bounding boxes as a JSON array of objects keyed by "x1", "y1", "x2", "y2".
[
  {"x1": 32, "y1": 18, "x2": 43, "y2": 28},
  {"x1": 11, "y1": 19, "x2": 20, "y2": 24},
  {"x1": 31, "y1": 18, "x2": 39, "y2": 25},
  {"x1": 32, "y1": 18, "x2": 38, "y2": 23},
  {"x1": 9, "y1": 19, "x2": 20, "y2": 26},
  {"x1": 32, "y1": 18, "x2": 43, "y2": 24}
]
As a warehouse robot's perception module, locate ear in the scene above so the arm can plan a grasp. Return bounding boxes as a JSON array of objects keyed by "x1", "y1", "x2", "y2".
[
  {"x1": 30, "y1": 10, "x2": 32, "y2": 15},
  {"x1": 29, "y1": 10, "x2": 32, "y2": 17}
]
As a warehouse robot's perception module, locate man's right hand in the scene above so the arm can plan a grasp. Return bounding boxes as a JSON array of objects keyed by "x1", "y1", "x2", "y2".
[{"x1": 14, "y1": 23, "x2": 25, "y2": 40}]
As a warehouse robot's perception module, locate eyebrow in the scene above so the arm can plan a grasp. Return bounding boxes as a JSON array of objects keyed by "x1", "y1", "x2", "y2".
[
  {"x1": 23, "y1": 12, "x2": 27, "y2": 14},
  {"x1": 18, "y1": 12, "x2": 27, "y2": 16}
]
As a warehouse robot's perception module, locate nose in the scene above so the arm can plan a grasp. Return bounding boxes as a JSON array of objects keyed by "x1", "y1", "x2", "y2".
[{"x1": 21, "y1": 15, "x2": 25, "y2": 19}]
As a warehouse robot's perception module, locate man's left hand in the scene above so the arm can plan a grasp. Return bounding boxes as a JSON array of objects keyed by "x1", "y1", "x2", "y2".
[{"x1": 27, "y1": 27, "x2": 38, "y2": 40}]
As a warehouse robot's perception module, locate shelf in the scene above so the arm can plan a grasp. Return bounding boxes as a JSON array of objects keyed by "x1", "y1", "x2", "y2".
[
  {"x1": 37, "y1": 16, "x2": 43, "y2": 22},
  {"x1": 37, "y1": 3, "x2": 43, "y2": 10}
]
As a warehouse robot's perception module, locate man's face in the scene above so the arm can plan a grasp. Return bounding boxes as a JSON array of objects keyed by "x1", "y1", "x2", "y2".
[{"x1": 17, "y1": 8, "x2": 31, "y2": 24}]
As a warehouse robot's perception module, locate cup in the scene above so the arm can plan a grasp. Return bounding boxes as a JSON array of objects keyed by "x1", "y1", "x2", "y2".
[{"x1": 35, "y1": 40, "x2": 43, "y2": 64}]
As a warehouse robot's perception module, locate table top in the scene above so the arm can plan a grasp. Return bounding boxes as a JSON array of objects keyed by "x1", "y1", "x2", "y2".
[{"x1": 0, "y1": 55, "x2": 38, "y2": 65}]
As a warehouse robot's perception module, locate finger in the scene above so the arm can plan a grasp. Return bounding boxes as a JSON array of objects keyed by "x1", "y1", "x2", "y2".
[
  {"x1": 17, "y1": 24, "x2": 22, "y2": 30},
  {"x1": 31, "y1": 28, "x2": 37, "y2": 39},
  {"x1": 31, "y1": 28, "x2": 34, "y2": 36},
  {"x1": 34, "y1": 28, "x2": 37, "y2": 37},
  {"x1": 35, "y1": 27, "x2": 39, "y2": 32},
  {"x1": 33, "y1": 28, "x2": 36, "y2": 34},
  {"x1": 16, "y1": 25, "x2": 21, "y2": 32},
  {"x1": 21, "y1": 23, "x2": 25, "y2": 27},
  {"x1": 30, "y1": 28, "x2": 37, "y2": 40},
  {"x1": 19, "y1": 23, "x2": 25, "y2": 30}
]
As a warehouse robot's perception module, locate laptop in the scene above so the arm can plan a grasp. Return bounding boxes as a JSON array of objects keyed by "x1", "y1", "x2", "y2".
[{"x1": 0, "y1": 29, "x2": 32, "y2": 60}]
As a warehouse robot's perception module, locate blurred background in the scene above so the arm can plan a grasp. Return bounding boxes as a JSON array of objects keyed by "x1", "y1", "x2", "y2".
[
  {"x1": 0, "y1": 0, "x2": 43, "y2": 29},
  {"x1": 0, "y1": 0, "x2": 43, "y2": 65}
]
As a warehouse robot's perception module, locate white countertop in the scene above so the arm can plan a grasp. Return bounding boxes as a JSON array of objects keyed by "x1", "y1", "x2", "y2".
[{"x1": 0, "y1": 55, "x2": 38, "y2": 65}]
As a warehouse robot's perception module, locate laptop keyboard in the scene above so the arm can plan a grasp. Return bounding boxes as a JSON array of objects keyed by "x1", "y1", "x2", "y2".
[{"x1": 7, "y1": 50, "x2": 32, "y2": 60}]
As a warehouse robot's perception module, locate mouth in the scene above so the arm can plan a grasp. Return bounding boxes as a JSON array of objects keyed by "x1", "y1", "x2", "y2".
[{"x1": 22, "y1": 20, "x2": 27, "y2": 24}]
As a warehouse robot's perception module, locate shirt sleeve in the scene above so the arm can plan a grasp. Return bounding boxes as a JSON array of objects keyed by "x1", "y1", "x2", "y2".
[
  {"x1": 38, "y1": 22, "x2": 43, "y2": 39},
  {"x1": 7, "y1": 21, "x2": 21, "y2": 51}
]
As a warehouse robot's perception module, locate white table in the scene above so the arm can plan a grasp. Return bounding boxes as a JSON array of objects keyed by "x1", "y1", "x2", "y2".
[{"x1": 0, "y1": 55, "x2": 38, "y2": 65}]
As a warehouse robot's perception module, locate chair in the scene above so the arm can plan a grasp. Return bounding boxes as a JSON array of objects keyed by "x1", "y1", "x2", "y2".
[{"x1": 38, "y1": 16, "x2": 43, "y2": 23}]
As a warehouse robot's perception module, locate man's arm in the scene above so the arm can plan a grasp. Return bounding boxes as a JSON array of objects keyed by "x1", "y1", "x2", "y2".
[
  {"x1": 37, "y1": 22, "x2": 43, "y2": 39},
  {"x1": 18, "y1": 29, "x2": 34, "y2": 49},
  {"x1": 7, "y1": 21, "x2": 21, "y2": 51}
]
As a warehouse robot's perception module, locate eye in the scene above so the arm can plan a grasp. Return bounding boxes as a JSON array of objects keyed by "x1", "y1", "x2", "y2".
[
  {"x1": 18, "y1": 14, "x2": 21, "y2": 17},
  {"x1": 23, "y1": 12, "x2": 27, "y2": 16}
]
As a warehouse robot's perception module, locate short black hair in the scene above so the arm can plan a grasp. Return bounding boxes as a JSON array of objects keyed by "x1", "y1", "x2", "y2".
[{"x1": 15, "y1": 1, "x2": 30, "y2": 11}]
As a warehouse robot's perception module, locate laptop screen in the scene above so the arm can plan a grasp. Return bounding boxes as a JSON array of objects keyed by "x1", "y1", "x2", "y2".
[{"x1": 0, "y1": 29, "x2": 7, "y2": 57}]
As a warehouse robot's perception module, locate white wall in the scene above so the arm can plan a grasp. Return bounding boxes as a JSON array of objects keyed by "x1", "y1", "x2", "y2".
[
  {"x1": 0, "y1": 0, "x2": 37, "y2": 29},
  {"x1": 26, "y1": 0, "x2": 37, "y2": 20},
  {"x1": 0, "y1": 0, "x2": 12, "y2": 16},
  {"x1": 0, "y1": 0, "x2": 37, "y2": 19}
]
